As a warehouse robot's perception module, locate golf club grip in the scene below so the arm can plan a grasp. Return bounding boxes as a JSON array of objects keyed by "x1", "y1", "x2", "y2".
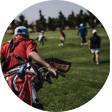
[
  {"x1": 58, "y1": 71, "x2": 65, "y2": 77},
  {"x1": 49, "y1": 71, "x2": 65, "y2": 77},
  {"x1": 44, "y1": 78, "x2": 52, "y2": 84}
]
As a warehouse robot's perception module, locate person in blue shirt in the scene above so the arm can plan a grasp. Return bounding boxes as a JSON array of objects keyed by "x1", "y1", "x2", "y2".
[{"x1": 77, "y1": 23, "x2": 88, "y2": 45}]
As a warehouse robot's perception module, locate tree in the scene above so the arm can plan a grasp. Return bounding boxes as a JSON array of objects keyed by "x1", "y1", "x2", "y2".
[
  {"x1": 58, "y1": 11, "x2": 66, "y2": 30},
  {"x1": 35, "y1": 10, "x2": 46, "y2": 32},
  {"x1": 87, "y1": 10, "x2": 97, "y2": 28},
  {"x1": 75, "y1": 10, "x2": 87, "y2": 26},
  {"x1": 67, "y1": 11, "x2": 76, "y2": 29},
  {"x1": 47, "y1": 17, "x2": 58, "y2": 31},
  {"x1": 17, "y1": 14, "x2": 28, "y2": 27},
  {"x1": 28, "y1": 22, "x2": 35, "y2": 32},
  {"x1": 9, "y1": 19, "x2": 18, "y2": 33}
]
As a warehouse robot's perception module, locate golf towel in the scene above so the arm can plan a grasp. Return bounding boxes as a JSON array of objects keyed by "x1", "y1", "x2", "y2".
[{"x1": 3, "y1": 68, "x2": 44, "y2": 110}]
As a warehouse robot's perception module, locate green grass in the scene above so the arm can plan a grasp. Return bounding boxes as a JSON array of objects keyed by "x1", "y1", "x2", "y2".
[{"x1": 2, "y1": 28, "x2": 110, "y2": 111}]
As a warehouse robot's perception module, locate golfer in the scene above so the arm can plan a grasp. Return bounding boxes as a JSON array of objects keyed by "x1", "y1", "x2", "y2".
[
  {"x1": 35, "y1": 30, "x2": 46, "y2": 47},
  {"x1": 59, "y1": 30, "x2": 66, "y2": 46},
  {"x1": 89, "y1": 30, "x2": 101, "y2": 64},
  {"x1": 0, "y1": 26, "x2": 57, "y2": 76},
  {"x1": 77, "y1": 23, "x2": 87, "y2": 45}
]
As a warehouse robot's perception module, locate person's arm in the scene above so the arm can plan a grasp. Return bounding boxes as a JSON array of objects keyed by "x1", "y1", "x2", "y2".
[
  {"x1": 88, "y1": 40, "x2": 91, "y2": 51},
  {"x1": 0, "y1": 54, "x2": 2, "y2": 63},
  {"x1": 29, "y1": 51, "x2": 58, "y2": 79}
]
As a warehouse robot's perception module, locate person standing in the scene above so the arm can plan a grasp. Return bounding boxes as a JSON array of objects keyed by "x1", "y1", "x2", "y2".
[
  {"x1": 35, "y1": 30, "x2": 47, "y2": 47},
  {"x1": 59, "y1": 30, "x2": 66, "y2": 46},
  {"x1": 0, "y1": 27, "x2": 56, "y2": 74},
  {"x1": 77, "y1": 23, "x2": 87, "y2": 45},
  {"x1": 0, "y1": 26, "x2": 58, "y2": 110},
  {"x1": 89, "y1": 30, "x2": 101, "y2": 64}
]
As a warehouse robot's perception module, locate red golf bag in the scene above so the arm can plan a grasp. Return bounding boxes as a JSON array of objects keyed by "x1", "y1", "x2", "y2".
[{"x1": 3, "y1": 62, "x2": 44, "y2": 110}]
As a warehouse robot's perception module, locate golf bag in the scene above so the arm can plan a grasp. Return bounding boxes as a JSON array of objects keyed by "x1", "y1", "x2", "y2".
[
  {"x1": 3, "y1": 62, "x2": 44, "y2": 110},
  {"x1": 35, "y1": 36, "x2": 47, "y2": 41},
  {"x1": 3, "y1": 58, "x2": 71, "y2": 110}
]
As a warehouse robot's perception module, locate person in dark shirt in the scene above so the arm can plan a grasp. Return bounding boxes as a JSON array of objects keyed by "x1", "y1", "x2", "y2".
[{"x1": 89, "y1": 30, "x2": 101, "y2": 64}]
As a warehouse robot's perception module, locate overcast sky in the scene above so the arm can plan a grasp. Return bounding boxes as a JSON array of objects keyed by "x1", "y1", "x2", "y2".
[{"x1": 15, "y1": 0, "x2": 88, "y2": 24}]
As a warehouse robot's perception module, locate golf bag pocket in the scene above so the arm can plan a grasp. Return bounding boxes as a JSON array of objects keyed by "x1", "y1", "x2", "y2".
[
  {"x1": 45, "y1": 58, "x2": 71, "y2": 73},
  {"x1": 50, "y1": 61, "x2": 71, "y2": 73},
  {"x1": 3, "y1": 62, "x2": 43, "y2": 94}
]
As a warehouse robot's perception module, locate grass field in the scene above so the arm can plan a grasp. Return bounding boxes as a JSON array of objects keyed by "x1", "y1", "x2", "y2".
[{"x1": 2, "y1": 28, "x2": 110, "y2": 111}]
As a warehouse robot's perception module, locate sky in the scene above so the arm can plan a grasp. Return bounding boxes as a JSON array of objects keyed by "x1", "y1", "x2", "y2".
[{"x1": 15, "y1": 0, "x2": 88, "y2": 24}]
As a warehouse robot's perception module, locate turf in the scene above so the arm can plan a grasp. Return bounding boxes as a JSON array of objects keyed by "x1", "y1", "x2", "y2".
[{"x1": 1, "y1": 28, "x2": 110, "y2": 111}]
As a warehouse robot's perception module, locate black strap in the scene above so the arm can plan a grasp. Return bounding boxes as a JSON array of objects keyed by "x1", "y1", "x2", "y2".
[
  {"x1": 10, "y1": 38, "x2": 27, "y2": 53},
  {"x1": 45, "y1": 57, "x2": 71, "y2": 65},
  {"x1": 2, "y1": 38, "x2": 28, "y2": 72}
]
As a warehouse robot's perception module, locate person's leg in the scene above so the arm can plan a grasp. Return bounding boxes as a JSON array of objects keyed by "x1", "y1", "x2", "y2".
[
  {"x1": 83, "y1": 35, "x2": 86, "y2": 43},
  {"x1": 95, "y1": 52, "x2": 99, "y2": 64},
  {"x1": 61, "y1": 39, "x2": 64, "y2": 45},
  {"x1": 59, "y1": 37, "x2": 64, "y2": 46},
  {"x1": 92, "y1": 53, "x2": 95, "y2": 63},
  {"x1": 38, "y1": 41, "x2": 41, "y2": 47},
  {"x1": 80, "y1": 35, "x2": 84, "y2": 45},
  {"x1": 42, "y1": 40, "x2": 44, "y2": 46},
  {"x1": 59, "y1": 37, "x2": 61, "y2": 46},
  {"x1": 83, "y1": 34, "x2": 88, "y2": 45}
]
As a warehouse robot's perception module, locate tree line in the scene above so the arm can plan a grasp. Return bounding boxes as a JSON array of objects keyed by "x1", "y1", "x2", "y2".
[{"x1": 9, "y1": 9, "x2": 102, "y2": 32}]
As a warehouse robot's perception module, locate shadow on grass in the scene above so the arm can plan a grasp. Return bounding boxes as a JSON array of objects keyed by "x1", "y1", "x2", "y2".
[
  {"x1": 100, "y1": 60, "x2": 110, "y2": 64},
  {"x1": 65, "y1": 43, "x2": 81, "y2": 47}
]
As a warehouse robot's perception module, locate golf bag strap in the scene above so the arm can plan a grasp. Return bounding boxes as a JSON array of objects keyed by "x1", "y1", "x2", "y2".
[{"x1": 2, "y1": 38, "x2": 28, "y2": 72}]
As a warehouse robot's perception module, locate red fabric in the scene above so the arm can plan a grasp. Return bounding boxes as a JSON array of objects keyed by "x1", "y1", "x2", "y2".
[
  {"x1": 4, "y1": 71, "x2": 33, "y2": 105},
  {"x1": 60, "y1": 32, "x2": 65, "y2": 38},
  {"x1": 4, "y1": 71, "x2": 33, "y2": 106},
  {"x1": 0, "y1": 36, "x2": 37, "y2": 72},
  {"x1": 3, "y1": 72, "x2": 8, "y2": 77},
  {"x1": 3, "y1": 69, "x2": 44, "y2": 110},
  {"x1": 18, "y1": 75, "x2": 32, "y2": 106}
]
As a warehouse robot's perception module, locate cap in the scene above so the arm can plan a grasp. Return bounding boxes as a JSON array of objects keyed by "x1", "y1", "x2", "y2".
[
  {"x1": 41, "y1": 30, "x2": 44, "y2": 33},
  {"x1": 92, "y1": 30, "x2": 97, "y2": 34},
  {"x1": 40, "y1": 30, "x2": 44, "y2": 34},
  {"x1": 14, "y1": 26, "x2": 29, "y2": 36},
  {"x1": 80, "y1": 23, "x2": 83, "y2": 27}
]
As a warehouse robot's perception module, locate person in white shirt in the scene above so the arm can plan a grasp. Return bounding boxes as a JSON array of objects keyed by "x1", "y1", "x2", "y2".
[{"x1": 35, "y1": 30, "x2": 46, "y2": 46}]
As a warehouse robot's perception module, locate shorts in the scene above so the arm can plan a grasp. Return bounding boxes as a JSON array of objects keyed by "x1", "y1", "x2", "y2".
[
  {"x1": 91, "y1": 48, "x2": 100, "y2": 53},
  {"x1": 60, "y1": 36, "x2": 65, "y2": 41}
]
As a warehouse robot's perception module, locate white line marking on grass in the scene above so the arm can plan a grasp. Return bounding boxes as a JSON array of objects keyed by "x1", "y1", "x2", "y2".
[
  {"x1": 49, "y1": 36, "x2": 54, "y2": 38},
  {"x1": 67, "y1": 33, "x2": 71, "y2": 35}
]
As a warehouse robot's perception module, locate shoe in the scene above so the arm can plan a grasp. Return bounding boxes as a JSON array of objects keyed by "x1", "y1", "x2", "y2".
[
  {"x1": 96, "y1": 62, "x2": 99, "y2": 65},
  {"x1": 58, "y1": 44, "x2": 61, "y2": 46},
  {"x1": 81, "y1": 43, "x2": 83, "y2": 45},
  {"x1": 61, "y1": 43, "x2": 64, "y2": 46},
  {"x1": 59, "y1": 43, "x2": 64, "y2": 46}
]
